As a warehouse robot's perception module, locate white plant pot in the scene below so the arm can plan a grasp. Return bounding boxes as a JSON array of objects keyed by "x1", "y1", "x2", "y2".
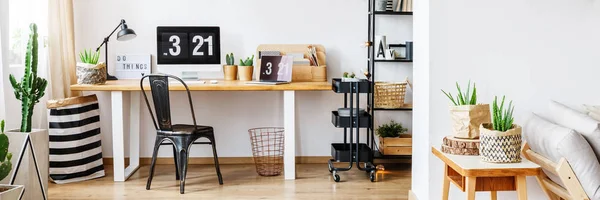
[
  {"x1": 0, "y1": 184, "x2": 24, "y2": 200},
  {"x1": 1, "y1": 129, "x2": 48, "y2": 200}
]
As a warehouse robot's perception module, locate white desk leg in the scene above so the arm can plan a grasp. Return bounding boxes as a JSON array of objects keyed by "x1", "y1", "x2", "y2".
[
  {"x1": 111, "y1": 91, "x2": 126, "y2": 181},
  {"x1": 283, "y1": 90, "x2": 296, "y2": 180},
  {"x1": 125, "y1": 91, "x2": 141, "y2": 180},
  {"x1": 111, "y1": 91, "x2": 141, "y2": 182}
]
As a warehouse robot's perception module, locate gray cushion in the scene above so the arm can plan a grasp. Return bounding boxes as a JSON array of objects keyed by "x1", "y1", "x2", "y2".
[
  {"x1": 524, "y1": 114, "x2": 600, "y2": 200},
  {"x1": 549, "y1": 101, "x2": 600, "y2": 161}
]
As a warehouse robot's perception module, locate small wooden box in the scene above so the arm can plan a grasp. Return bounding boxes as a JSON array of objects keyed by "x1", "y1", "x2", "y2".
[
  {"x1": 379, "y1": 135, "x2": 412, "y2": 155},
  {"x1": 256, "y1": 44, "x2": 327, "y2": 82}
]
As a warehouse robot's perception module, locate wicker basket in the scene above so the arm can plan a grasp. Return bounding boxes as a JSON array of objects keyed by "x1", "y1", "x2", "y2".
[
  {"x1": 479, "y1": 123, "x2": 522, "y2": 163},
  {"x1": 375, "y1": 82, "x2": 408, "y2": 109}
]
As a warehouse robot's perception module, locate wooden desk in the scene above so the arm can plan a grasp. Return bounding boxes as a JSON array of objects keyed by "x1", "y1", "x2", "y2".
[
  {"x1": 72, "y1": 80, "x2": 330, "y2": 182},
  {"x1": 432, "y1": 146, "x2": 541, "y2": 200}
]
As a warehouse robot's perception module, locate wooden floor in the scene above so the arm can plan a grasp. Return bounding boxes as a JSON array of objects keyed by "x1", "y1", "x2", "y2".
[{"x1": 48, "y1": 164, "x2": 411, "y2": 199}]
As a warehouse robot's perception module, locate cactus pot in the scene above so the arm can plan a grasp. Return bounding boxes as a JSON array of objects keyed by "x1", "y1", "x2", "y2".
[
  {"x1": 76, "y1": 62, "x2": 107, "y2": 85},
  {"x1": 223, "y1": 65, "x2": 238, "y2": 81},
  {"x1": 238, "y1": 66, "x2": 254, "y2": 81},
  {"x1": 449, "y1": 104, "x2": 491, "y2": 139},
  {"x1": 0, "y1": 184, "x2": 23, "y2": 200},
  {"x1": 2, "y1": 129, "x2": 48, "y2": 200}
]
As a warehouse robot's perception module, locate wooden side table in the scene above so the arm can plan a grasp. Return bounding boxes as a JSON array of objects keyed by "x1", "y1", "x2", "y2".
[{"x1": 432, "y1": 146, "x2": 541, "y2": 200}]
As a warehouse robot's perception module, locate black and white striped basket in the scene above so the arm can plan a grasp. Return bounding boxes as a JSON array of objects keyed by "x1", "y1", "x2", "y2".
[
  {"x1": 47, "y1": 95, "x2": 105, "y2": 184},
  {"x1": 479, "y1": 123, "x2": 523, "y2": 163}
]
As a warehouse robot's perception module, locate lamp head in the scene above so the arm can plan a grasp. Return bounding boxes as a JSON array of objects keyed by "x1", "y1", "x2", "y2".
[{"x1": 117, "y1": 19, "x2": 136, "y2": 41}]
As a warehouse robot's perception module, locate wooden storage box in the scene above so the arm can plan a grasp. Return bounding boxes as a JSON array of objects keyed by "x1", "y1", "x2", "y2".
[
  {"x1": 256, "y1": 44, "x2": 327, "y2": 82},
  {"x1": 379, "y1": 134, "x2": 412, "y2": 155}
]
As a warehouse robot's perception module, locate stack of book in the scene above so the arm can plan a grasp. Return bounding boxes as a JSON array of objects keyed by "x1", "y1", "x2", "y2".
[{"x1": 394, "y1": 0, "x2": 413, "y2": 12}]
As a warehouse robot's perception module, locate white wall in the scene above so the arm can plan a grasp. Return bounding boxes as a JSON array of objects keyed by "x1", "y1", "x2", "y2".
[
  {"x1": 413, "y1": 0, "x2": 600, "y2": 199},
  {"x1": 72, "y1": 0, "x2": 414, "y2": 158}
]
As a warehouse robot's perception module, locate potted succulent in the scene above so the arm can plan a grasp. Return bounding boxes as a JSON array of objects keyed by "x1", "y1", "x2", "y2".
[
  {"x1": 441, "y1": 81, "x2": 490, "y2": 139},
  {"x1": 6, "y1": 23, "x2": 48, "y2": 200},
  {"x1": 342, "y1": 72, "x2": 360, "y2": 82},
  {"x1": 377, "y1": 121, "x2": 412, "y2": 155},
  {"x1": 480, "y1": 96, "x2": 522, "y2": 163},
  {"x1": 238, "y1": 55, "x2": 254, "y2": 81},
  {"x1": 223, "y1": 53, "x2": 237, "y2": 80},
  {"x1": 0, "y1": 120, "x2": 24, "y2": 200},
  {"x1": 76, "y1": 49, "x2": 107, "y2": 84}
]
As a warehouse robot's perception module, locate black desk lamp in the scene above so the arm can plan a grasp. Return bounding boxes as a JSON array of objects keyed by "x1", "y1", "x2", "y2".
[{"x1": 96, "y1": 19, "x2": 136, "y2": 80}]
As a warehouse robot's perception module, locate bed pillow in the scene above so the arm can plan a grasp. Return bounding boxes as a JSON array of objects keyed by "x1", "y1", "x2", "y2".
[
  {"x1": 549, "y1": 101, "x2": 600, "y2": 161},
  {"x1": 524, "y1": 114, "x2": 600, "y2": 199}
]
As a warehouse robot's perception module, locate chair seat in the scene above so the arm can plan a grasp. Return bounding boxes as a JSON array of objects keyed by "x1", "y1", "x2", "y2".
[{"x1": 158, "y1": 124, "x2": 214, "y2": 135}]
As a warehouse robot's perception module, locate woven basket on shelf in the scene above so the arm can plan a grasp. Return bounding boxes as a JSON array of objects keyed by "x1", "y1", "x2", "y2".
[{"x1": 374, "y1": 82, "x2": 408, "y2": 109}]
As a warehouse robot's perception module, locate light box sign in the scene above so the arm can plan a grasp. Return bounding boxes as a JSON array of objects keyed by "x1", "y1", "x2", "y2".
[{"x1": 115, "y1": 54, "x2": 152, "y2": 79}]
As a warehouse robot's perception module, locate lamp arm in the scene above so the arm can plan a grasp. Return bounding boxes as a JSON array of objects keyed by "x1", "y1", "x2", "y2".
[{"x1": 95, "y1": 19, "x2": 125, "y2": 51}]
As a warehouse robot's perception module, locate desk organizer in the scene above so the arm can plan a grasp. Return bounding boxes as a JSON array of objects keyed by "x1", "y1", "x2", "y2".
[{"x1": 256, "y1": 44, "x2": 327, "y2": 82}]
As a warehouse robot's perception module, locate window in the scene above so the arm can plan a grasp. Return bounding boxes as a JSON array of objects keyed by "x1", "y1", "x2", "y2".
[{"x1": 8, "y1": 0, "x2": 48, "y2": 67}]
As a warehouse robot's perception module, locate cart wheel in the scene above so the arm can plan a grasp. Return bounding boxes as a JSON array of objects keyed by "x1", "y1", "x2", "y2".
[
  {"x1": 369, "y1": 170, "x2": 376, "y2": 182},
  {"x1": 332, "y1": 172, "x2": 341, "y2": 182}
]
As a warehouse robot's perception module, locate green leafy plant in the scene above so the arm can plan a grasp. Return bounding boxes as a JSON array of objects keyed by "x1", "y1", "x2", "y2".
[
  {"x1": 8, "y1": 23, "x2": 48, "y2": 133},
  {"x1": 225, "y1": 53, "x2": 235, "y2": 65},
  {"x1": 0, "y1": 120, "x2": 13, "y2": 181},
  {"x1": 342, "y1": 72, "x2": 356, "y2": 78},
  {"x1": 239, "y1": 55, "x2": 254, "y2": 66},
  {"x1": 441, "y1": 81, "x2": 477, "y2": 106},
  {"x1": 376, "y1": 120, "x2": 408, "y2": 138},
  {"x1": 79, "y1": 49, "x2": 101, "y2": 65},
  {"x1": 491, "y1": 96, "x2": 515, "y2": 132}
]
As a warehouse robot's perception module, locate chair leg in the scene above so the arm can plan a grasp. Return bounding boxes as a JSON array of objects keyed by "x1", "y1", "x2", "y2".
[
  {"x1": 175, "y1": 143, "x2": 189, "y2": 194},
  {"x1": 210, "y1": 137, "x2": 223, "y2": 185},
  {"x1": 146, "y1": 137, "x2": 163, "y2": 190},
  {"x1": 172, "y1": 144, "x2": 180, "y2": 180}
]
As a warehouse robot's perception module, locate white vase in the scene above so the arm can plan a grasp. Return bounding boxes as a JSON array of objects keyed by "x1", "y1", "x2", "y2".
[
  {"x1": 375, "y1": 35, "x2": 387, "y2": 60},
  {"x1": 0, "y1": 184, "x2": 23, "y2": 199},
  {"x1": 2, "y1": 129, "x2": 48, "y2": 200}
]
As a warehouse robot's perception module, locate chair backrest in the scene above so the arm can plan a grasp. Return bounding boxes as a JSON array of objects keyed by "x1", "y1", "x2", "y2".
[{"x1": 140, "y1": 74, "x2": 197, "y2": 131}]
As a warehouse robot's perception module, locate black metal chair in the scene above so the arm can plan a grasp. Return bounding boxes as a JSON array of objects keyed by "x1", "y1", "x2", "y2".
[{"x1": 141, "y1": 74, "x2": 223, "y2": 194}]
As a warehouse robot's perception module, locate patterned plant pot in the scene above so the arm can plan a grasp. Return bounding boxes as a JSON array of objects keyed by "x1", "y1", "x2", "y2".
[
  {"x1": 449, "y1": 104, "x2": 491, "y2": 139},
  {"x1": 76, "y1": 62, "x2": 107, "y2": 85},
  {"x1": 479, "y1": 123, "x2": 522, "y2": 163}
]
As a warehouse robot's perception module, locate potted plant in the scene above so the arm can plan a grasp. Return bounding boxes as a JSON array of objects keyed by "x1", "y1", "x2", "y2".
[
  {"x1": 441, "y1": 81, "x2": 490, "y2": 139},
  {"x1": 0, "y1": 120, "x2": 24, "y2": 200},
  {"x1": 6, "y1": 23, "x2": 48, "y2": 200},
  {"x1": 377, "y1": 121, "x2": 412, "y2": 155},
  {"x1": 238, "y1": 55, "x2": 254, "y2": 81},
  {"x1": 76, "y1": 49, "x2": 106, "y2": 84},
  {"x1": 479, "y1": 96, "x2": 522, "y2": 163},
  {"x1": 223, "y1": 53, "x2": 237, "y2": 80},
  {"x1": 342, "y1": 72, "x2": 360, "y2": 82}
]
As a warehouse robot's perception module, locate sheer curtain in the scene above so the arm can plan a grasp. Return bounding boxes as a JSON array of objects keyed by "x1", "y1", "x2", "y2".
[{"x1": 48, "y1": 0, "x2": 79, "y2": 99}]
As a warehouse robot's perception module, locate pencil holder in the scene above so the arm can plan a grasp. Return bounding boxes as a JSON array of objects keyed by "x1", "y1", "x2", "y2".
[{"x1": 311, "y1": 66, "x2": 327, "y2": 82}]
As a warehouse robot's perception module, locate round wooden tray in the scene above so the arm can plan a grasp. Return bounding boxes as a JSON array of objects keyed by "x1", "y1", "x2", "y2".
[{"x1": 441, "y1": 136, "x2": 480, "y2": 156}]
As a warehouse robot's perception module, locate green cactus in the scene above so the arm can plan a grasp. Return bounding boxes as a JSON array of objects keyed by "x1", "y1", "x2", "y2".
[
  {"x1": 239, "y1": 55, "x2": 254, "y2": 66},
  {"x1": 225, "y1": 53, "x2": 235, "y2": 65},
  {"x1": 8, "y1": 23, "x2": 48, "y2": 133},
  {"x1": 0, "y1": 120, "x2": 13, "y2": 181}
]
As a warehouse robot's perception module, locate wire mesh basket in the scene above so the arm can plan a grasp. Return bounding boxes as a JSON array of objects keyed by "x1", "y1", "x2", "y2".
[{"x1": 249, "y1": 127, "x2": 285, "y2": 176}]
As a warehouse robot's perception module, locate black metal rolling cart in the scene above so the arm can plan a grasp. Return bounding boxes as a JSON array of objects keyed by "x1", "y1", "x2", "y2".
[{"x1": 328, "y1": 78, "x2": 377, "y2": 182}]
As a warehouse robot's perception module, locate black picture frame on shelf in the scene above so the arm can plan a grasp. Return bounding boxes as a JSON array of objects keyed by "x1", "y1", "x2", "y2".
[{"x1": 388, "y1": 44, "x2": 406, "y2": 59}]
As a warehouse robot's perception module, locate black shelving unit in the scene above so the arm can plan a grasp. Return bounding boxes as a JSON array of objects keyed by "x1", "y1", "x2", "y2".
[
  {"x1": 328, "y1": 79, "x2": 377, "y2": 182},
  {"x1": 367, "y1": 0, "x2": 413, "y2": 159}
]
